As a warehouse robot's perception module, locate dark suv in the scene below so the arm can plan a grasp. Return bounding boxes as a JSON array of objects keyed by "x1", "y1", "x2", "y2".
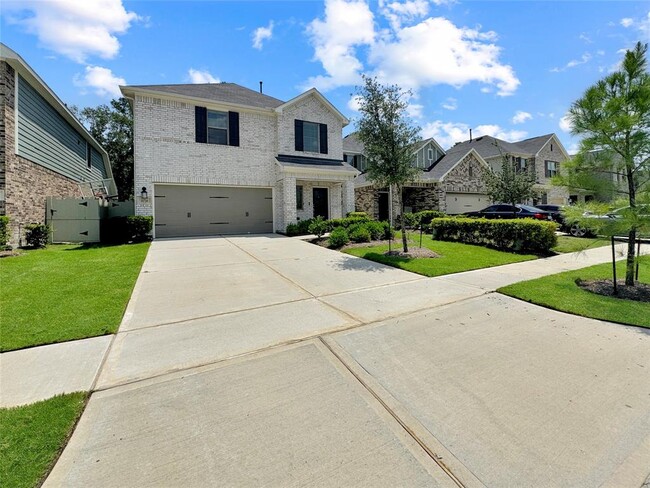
[{"x1": 463, "y1": 204, "x2": 553, "y2": 221}]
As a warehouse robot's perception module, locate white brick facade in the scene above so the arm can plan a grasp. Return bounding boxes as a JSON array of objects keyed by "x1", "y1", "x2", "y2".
[{"x1": 129, "y1": 89, "x2": 357, "y2": 233}]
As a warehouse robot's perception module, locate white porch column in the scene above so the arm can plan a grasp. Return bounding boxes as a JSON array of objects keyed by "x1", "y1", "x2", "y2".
[
  {"x1": 282, "y1": 175, "x2": 297, "y2": 230},
  {"x1": 342, "y1": 179, "x2": 356, "y2": 216},
  {"x1": 331, "y1": 183, "x2": 343, "y2": 219}
]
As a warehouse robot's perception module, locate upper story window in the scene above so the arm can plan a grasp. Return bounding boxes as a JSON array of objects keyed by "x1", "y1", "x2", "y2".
[
  {"x1": 195, "y1": 106, "x2": 239, "y2": 147},
  {"x1": 303, "y1": 122, "x2": 320, "y2": 153},
  {"x1": 295, "y1": 120, "x2": 328, "y2": 154},
  {"x1": 545, "y1": 160, "x2": 559, "y2": 178},
  {"x1": 207, "y1": 111, "x2": 228, "y2": 145},
  {"x1": 428, "y1": 148, "x2": 434, "y2": 161}
]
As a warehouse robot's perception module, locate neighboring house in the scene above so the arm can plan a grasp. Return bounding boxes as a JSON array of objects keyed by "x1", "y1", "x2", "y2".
[
  {"x1": 121, "y1": 83, "x2": 357, "y2": 238},
  {"x1": 350, "y1": 132, "x2": 571, "y2": 218},
  {"x1": 0, "y1": 43, "x2": 116, "y2": 246}
]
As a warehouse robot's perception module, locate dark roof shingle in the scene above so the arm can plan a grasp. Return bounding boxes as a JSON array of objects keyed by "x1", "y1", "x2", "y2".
[{"x1": 124, "y1": 83, "x2": 285, "y2": 109}]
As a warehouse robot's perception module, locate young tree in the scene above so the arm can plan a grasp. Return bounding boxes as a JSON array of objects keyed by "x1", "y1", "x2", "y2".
[
  {"x1": 74, "y1": 98, "x2": 134, "y2": 201},
  {"x1": 355, "y1": 76, "x2": 420, "y2": 253},
  {"x1": 482, "y1": 144, "x2": 538, "y2": 217},
  {"x1": 565, "y1": 41, "x2": 650, "y2": 286}
]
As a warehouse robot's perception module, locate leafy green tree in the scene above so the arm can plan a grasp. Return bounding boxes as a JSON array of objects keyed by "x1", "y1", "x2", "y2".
[
  {"x1": 73, "y1": 98, "x2": 134, "y2": 200},
  {"x1": 482, "y1": 145, "x2": 538, "y2": 217},
  {"x1": 564, "y1": 41, "x2": 650, "y2": 286},
  {"x1": 354, "y1": 76, "x2": 420, "y2": 252}
]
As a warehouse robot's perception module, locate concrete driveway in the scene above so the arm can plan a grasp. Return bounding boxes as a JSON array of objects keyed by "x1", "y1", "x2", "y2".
[{"x1": 47, "y1": 235, "x2": 650, "y2": 487}]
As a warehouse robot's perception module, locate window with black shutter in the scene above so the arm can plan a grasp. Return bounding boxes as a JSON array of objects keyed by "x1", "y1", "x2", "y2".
[
  {"x1": 195, "y1": 106, "x2": 239, "y2": 146},
  {"x1": 295, "y1": 119, "x2": 328, "y2": 153}
]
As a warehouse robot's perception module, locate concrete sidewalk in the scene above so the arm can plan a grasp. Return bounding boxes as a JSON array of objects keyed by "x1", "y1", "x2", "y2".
[
  {"x1": 1, "y1": 239, "x2": 639, "y2": 407},
  {"x1": 4, "y1": 235, "x2": 649, "y2": 486}
]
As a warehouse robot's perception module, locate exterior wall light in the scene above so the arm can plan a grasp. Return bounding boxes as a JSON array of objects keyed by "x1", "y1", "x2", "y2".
[{"x1": 140, "y1": 187, "x2": 148, "y2": 200}]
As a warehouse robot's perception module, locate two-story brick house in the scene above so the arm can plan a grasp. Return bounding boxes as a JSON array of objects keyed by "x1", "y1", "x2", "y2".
[
  {"x1": 351, "y1": 132, "x2": 571, "y2": 218},
  {"x1": 121, "y1": 83, "x2": 357, "y2": 237},
  {"x1": 0, "y1": 44, "x2": 116, "y2": 246}
]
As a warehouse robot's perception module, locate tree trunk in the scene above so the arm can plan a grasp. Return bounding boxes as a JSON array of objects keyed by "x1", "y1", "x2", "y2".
[
  {"x1": 399, "y1": 185, "x2": 408, "y2": 253},
  {"x1": 625, "y1": 153, "x2": 636, "y2": 286},
  {"x1": 625, "y1": 229, "x2": 636, "y2": 286}
]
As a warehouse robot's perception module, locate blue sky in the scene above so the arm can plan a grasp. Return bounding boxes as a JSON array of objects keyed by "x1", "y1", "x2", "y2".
[{"x1": 2, "y1": 1, "x2": 649, "y2": 152}]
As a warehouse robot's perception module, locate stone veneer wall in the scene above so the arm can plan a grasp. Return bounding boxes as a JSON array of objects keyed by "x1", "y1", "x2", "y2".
[
  {"x1": 403, "y1": 186, "x2": 440, "y2": 213},
  {"x1": 354, "y1": 186, "x2": 379, "y2": 219},
  {"x1": 0, "y1": 61, "x2": 81, "y2": 246}
]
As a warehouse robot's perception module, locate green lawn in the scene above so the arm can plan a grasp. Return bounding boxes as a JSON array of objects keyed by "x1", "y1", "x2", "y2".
[
  {"x1": 0, "y1": 393, "x2": 87, "y2": 488},
  {"x1": 499, "y1": 256, "x2": 650, "y2": 328},
  {"x1": 344, "y1": 234, "x2": 537, "y2": 277},
  {"x1": 0, "y1": 243, "x2": 149, "y2": 352},
  {"x1": 552, "y1": 235, "x2": 609, "y2": 253}
]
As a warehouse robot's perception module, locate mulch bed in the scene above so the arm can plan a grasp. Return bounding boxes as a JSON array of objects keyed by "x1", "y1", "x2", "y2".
[{"x1": 576, "y1": 279, "x2": 650, "y2": 302}]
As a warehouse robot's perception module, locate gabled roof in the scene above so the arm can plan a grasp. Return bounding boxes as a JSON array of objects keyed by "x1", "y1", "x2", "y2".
[
  {"x1": 422, "y1": 146, "x2": 489, "y2": 181},
  {"x1": 343, "y1": 133, "x2": 446, "y2": 157},
  {"x1": 0, "y1": 43, "x2": 115, "y2": 193},
  {"x1": 342, "y1": 132, "x2": 364, "y2": 153},
  {"x1": 121, "y1": 82, "x2": 284, "y2": 110},
  {"x1": 275, "y1": 88, "x2": 349, "y2": 125},
  {"x1": 447, "y1": 133, "x2": 562, "y2": 160}
]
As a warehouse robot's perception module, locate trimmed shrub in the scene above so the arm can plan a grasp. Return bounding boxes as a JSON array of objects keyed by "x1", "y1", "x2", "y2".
[
  {"x1": 402, "y1": 213, "x2": 419, "y2": 229},
  {"x1": 328, "y1": 227, "x2": 349, "y2": 248},
  {"x1": 329, "y1": 216, "x2": 370, "y2": 229},
  {"x1": 126, "y1": 216, "x2": 153, "y2": 242},
  {"x1": 365, "y1": 221, "x2": 385, "y2": 241},
  {"x1": 24, "y1": 223, "x2": 49, "y2": 248},
  {"x1": 0, "y1": 216, "x2": 9, "y2": 248},
  {"x1": 415, "y1": 210, "x2": 446, "y2": 225},
  {"x1": 285, "y1": 223, "x2": 300, "y2": 236},
  {"x1": 382, "y1": 221, "x2": 395, "y2": 240},
  {"x1": 308, "y1": 216, "x2": 328, "y2": 238},
  {"x1": 348, "y1": 223, "x2": 371, "y2": 243},
  {"x1": 297, "y1": 218, "x2": 314, "y2": 235},
  {"x1": 430, "y1": 217, "x2": 557, "y2": 254},
  {"x1": 347, "y1": 211, "x2": 368, "y2": 218},
  {"x1": 102, "y1": 216, "x2": 153, "y2": 243}
]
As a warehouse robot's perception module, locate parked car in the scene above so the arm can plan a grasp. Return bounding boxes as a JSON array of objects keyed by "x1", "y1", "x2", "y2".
[
  {"x1": 568, "y1": 204, "x2": 650, "y2": 237},
  {"x1": 535, "y1": 204, "x2": 566, "y2": 227},
  {"x1": 463, "y1": 204, "x2": 554, "y2": 221}
]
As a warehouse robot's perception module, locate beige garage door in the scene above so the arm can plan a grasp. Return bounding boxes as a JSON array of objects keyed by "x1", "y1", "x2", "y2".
[
  {"x1": 445, "y1": 193, "x2": 490, "y2": 215},
  {"x1": 154, "y1": 185, "x2": 273, "y2": 238}
]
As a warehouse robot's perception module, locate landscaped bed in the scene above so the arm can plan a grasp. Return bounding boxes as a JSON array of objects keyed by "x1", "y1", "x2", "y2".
[
  {"x1": 0, "y1": 243, "x2": 149, "y2": 352},
  {"x1": 498, "y1": 256, "x2": 650, "y2": 328},
  {"x1": 343, "y1": 233, "x2": 537, "y2": 277},
  {"x1": 0, "y1": 392, "x2": 88, "y2": 488}
]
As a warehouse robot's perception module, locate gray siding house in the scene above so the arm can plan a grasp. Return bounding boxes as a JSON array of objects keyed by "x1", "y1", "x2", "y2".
[{"x1": 0, "y1": 43, "x2": 115, "y2": 246}]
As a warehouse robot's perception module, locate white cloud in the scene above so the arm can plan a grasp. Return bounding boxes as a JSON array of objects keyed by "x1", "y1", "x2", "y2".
[
  {"x1": 371, "y1": 17, "x2": 519, "y2": 96},
  {"x1": 73, "y1": 66, "x2": 125, "y2": 98},
  {"x1": 550, "y1": 52, "x2": 592, "y2": 72},
  {"x1": 441, "y1": 97, "x2": 457, "y2": 110},
  {"x1": 379, "y1": 0, "x2": 429, "y2": 30},
  {"x1": 305, "y1": 0, "x2": 375, "y2": 91},
  {"x1": 406, "y1": 102, "x2": 424, "y2": 118},
  {"x1": 252, "y1": 21, "x2": 274, "y2": 50},
  {"x1": 559, "y1": 114, "x2": 573, "y2": 133},
  {"x1": 187, "y1": 69, "x2": 220, "y2": 84},
  {"x1": 347, "y1": 95, "x2": 362, "y2": 112},
  {"x1": 579, "y1": 33, "x2": 592, "y2": 44},
  {"x1": 511, "y1": 110, "x2": 532, "y2": 124},
  {"x1": 4, "y1": 0, "x2": 140, "y2": 63},
  {"x1": 304, "y1": 1, "x2": 519, "y2": 96},
  {"x1": 620, "y1": 18, "x2": 634, "y2": 28},
  {"x1": 421, "y1": 120, "x2": 527, "y2": 149}
]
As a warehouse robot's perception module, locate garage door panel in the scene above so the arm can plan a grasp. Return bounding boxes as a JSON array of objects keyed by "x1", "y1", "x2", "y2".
[
  {"x1": 446, "y1": 193, "x2": 490, "y2": 215},
  {"x1": 154, "y1": 185, "x2": 273, "y2": 238}
]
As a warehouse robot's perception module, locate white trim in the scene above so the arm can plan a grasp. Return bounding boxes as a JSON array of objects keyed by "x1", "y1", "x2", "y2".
[
  {"x1": 275, "y1": 88, "x2": 349, "y2": 126},
  {"x1": 277, "y1": 163, "x2": 358, "y2": 178},
  {"x1": 13, "y1": 68, "x2": 18, "y2": 156}
]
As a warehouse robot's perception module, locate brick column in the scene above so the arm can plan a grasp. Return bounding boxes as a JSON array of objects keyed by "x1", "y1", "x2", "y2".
[
  {"x1": 342, "y1": 180, "x2": 355, "y2": 216},
  {"x1": 282, "y1": 175, "x2": 296, "y2": 230}
]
